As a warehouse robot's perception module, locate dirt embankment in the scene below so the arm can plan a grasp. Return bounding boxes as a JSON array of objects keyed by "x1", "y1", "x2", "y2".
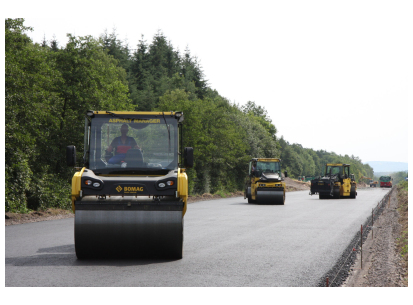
[
  {"x1": 5, "y1": 178, "x2": 310, "y2": 226},
  {"x1": 283, "y1": 177, "x2": 310, "y2": 191},
  {"x1": 343, "y1": 186, "x2": 408, "y2": 287},
  {"x1": 396, "y1": 184, "x2": 408, "y2": 284},
  {"x1": 5, "y1": 209, "x2": 74, "y2": 226}
]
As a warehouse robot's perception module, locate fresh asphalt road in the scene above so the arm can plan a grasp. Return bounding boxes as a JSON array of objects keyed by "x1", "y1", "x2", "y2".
[{"x1": 5, "y1": 188, "x2": 391, "y2": 287}]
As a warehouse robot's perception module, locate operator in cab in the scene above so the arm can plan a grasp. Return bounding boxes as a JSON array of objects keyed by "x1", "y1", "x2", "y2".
[{"x1": 106, "y1": 124, "x2": 140, "y2": 164}]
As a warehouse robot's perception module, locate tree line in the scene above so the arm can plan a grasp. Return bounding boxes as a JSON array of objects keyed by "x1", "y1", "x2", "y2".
[
  {"x1": 5, "y1": 18, "x2": 374, "y2": 213},
  {"x1": 379, "y1": 171, "x2": 408, "y2": 185}
]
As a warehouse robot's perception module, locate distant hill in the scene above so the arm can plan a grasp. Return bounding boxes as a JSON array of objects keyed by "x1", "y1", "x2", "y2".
[
  {"x1": 374, "y1": 172, "x2": 406, "y2": 177},
  {"x1": 366, "y1": 161, "x2": 408, "y2": 173}
]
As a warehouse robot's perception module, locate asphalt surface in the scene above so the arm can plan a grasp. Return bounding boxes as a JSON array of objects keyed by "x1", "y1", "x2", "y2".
[{"x1": 5, "y1": 188, "x2": 391, "y2": 287}]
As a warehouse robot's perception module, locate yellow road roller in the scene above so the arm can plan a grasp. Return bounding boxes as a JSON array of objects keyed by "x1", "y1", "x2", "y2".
[
  {"x1": 244, "y1": 158, "x2": 287, "y2": 205},
  {"x1": 310, "y1": 163, "x2": 357, "y2": 199},
  {"x1": 67, "y1": 111, "x2": 193, "y2": 259}
]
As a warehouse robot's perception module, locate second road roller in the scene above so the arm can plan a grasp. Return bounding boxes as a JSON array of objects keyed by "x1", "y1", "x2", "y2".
[
  {"x1": 67, "y1": 110, "x2": 193, "y2": 259},
  {"x1": 244, "y1": 158, "x2": 287, "y2": 205},
  {"x1": 310, "y1": 163, "x2": 357, "y2": 199}
]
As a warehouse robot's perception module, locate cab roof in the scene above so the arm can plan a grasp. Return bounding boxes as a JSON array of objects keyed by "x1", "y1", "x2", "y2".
[{"x1": 251, "y1": 158, "x2": 281, "y2": 162}]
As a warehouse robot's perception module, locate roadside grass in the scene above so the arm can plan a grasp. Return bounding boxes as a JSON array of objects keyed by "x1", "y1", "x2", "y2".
[{"x1": 215, "y1": 189, "x2": 232, "y2": 198}]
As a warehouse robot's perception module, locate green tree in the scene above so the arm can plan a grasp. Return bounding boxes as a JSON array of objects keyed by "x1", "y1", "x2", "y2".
[
  {"x1": 129, "y1": 32, "x2": 208, "y2": 111},
  {"x1": 5, "y1": 18, "x2": 66, "y2": 211},
  {"x1": 52, "y1": 34, "x2": 133, "y2": 176},
  {"x1": 242, "y1": 101, "x2": 277, "y2": 139},
  {"x1": 157, "y1": 89, "x2": 249, "y2": 193},
  {"x1": 5, "y1": 19, "x2": 134, "y2": 212}
]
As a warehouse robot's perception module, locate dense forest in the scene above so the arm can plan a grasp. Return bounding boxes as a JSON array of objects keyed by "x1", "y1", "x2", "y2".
[{"x1": 5, "y1": 18, "x2": 374, "y2": 213}]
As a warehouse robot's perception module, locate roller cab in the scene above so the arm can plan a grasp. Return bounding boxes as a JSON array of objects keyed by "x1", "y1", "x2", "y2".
[
  {"x1": 310, "y1": 163, "x2": 357, "y2": 199},
  {"x1": 67, "y1": 111, "x2": 193, "y2": 259},
  {"x1": 244, "y1": 158, "x2": 286, "y2": 205}
]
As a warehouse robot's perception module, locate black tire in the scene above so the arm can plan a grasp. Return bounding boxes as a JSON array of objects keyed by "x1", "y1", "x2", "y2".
[
  {"x1": 350, "y1": 186, "x2": 356, "y2": 198},
  {"x1": 319, "y1": 193, "x2": 329, "y2": 199},
  {"x1": 333, "y1": 187, "x2": 340, "y2": 199},
  {"x1": 247, "y1": 187, "x2": 256, "y2": 203}
]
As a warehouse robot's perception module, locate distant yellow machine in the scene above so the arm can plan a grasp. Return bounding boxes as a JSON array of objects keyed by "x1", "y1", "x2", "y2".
[
  {"x1": 310, "y1": 163, "x2": 357, "y2": 199},
  {"x1": 360, "y1": 175, "x2": 378, "y2": 187},
  {"x1": 244, "y1": 158, "x2": 287, "y2": 205}
]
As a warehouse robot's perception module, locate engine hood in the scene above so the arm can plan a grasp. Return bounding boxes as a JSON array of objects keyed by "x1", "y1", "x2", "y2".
[{"x1": 260, "y1": 172, "x2": 282, "y2": 182}]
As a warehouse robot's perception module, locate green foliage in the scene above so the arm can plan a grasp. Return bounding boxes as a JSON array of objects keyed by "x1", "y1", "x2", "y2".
[
  {"x1": 390, "y1": 171, "x2": 408, "y2": 185},
  {"x1": 5, "y1": 157, "x2": 32, "y2": 213},
  {"x1": 128, "y1": 31, "x2": 207, "y2": 110},
  {"x1": 215, "y1": 190, "x2": 231, "y2": 198},
  {"x1": 157, "y1": 89, "x2": 251, "y2": 194},
  {"x1": 52, "y1": 34, "x2": 133, "y2": 175},
  {"x1": 27, "y1": 173, "x2": 72, "y2": 210},
  {"x1": 398, "y1": 180, "x2": 408, "y2": 191},
  {"x1": 6, "y1": 18, "x2": 60, "y2": 212},
  {"x1": 242, "y1": 101, "x2": 277, "y2": 138},
  {"x1": 5, "y1": 19, "x2": 131, "y2": 212},
  {"x1": 278, "y1": 137, "x2": 374, "y2": 179},
  {"x1": 157, "y1": 89, "x2": 280, "y2": 194},
  {"x1": 401, "y1": 244, "x2": 408, "y2": 256}
]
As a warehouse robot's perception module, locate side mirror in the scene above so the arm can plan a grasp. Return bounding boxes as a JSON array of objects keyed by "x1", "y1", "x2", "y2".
[
  {"x1": 284, "y1": 171, "x2": 288, "y2": 178},
  {"x1": 184, "y1": 147, "x2": 193, "y2": 168},
  {"x1": 67, "y1": 145, "x2": 76, "y2": 166}
]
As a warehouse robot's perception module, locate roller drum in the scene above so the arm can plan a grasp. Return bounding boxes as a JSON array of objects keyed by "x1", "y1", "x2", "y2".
[
  {"x1": 74, "y1": 200, "x2": 183, "y2": 259},
  {"x1": 256, "y1": 189, "x2": 284, "y2": 205}
]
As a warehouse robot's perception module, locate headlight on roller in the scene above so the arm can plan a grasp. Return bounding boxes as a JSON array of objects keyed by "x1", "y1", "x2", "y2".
[
  {"x1": 85, "y1": 180, "x2": 92, "y2": 186},
  {"x1": 157, "y1": 180, "x2": 175, "y2": 189},
  {"x1": 93, "y1": 182, "x2": 100, "y2": 188}
]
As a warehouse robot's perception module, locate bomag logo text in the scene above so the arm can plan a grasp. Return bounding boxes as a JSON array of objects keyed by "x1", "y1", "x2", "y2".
[
  {"x1": 125, "y1": 186, "x2": 144, "y2": 192},
  {"x1": 116, "y1": 185, "x2": 144, "y2": 193}
]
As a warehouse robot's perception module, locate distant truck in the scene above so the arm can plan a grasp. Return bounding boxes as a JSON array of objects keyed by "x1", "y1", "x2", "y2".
[{"x1": 379, "y1": 176, "x2": 392, "y2": 188}]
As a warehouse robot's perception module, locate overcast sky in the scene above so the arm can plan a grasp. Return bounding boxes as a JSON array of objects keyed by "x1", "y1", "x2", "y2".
[{"x1": 7, "y1": 0, "x2": 411, "y2": 164}]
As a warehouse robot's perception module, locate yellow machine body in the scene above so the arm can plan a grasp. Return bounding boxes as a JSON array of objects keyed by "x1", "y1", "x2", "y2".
[
  {"x1": 68, "y1": 110, "x2": 192, "y2": 259},
  {"x1": 310, "y1": 163, "x2": 357, "y2": 199},
  {"x1": 245, "y1": 158, "x2": 286, "y2": 205}
]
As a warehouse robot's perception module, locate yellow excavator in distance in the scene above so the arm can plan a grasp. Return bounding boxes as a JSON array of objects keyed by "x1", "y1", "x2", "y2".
[{"x1": 360, "y1": 175, "x2": 378, "y2": 187}]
